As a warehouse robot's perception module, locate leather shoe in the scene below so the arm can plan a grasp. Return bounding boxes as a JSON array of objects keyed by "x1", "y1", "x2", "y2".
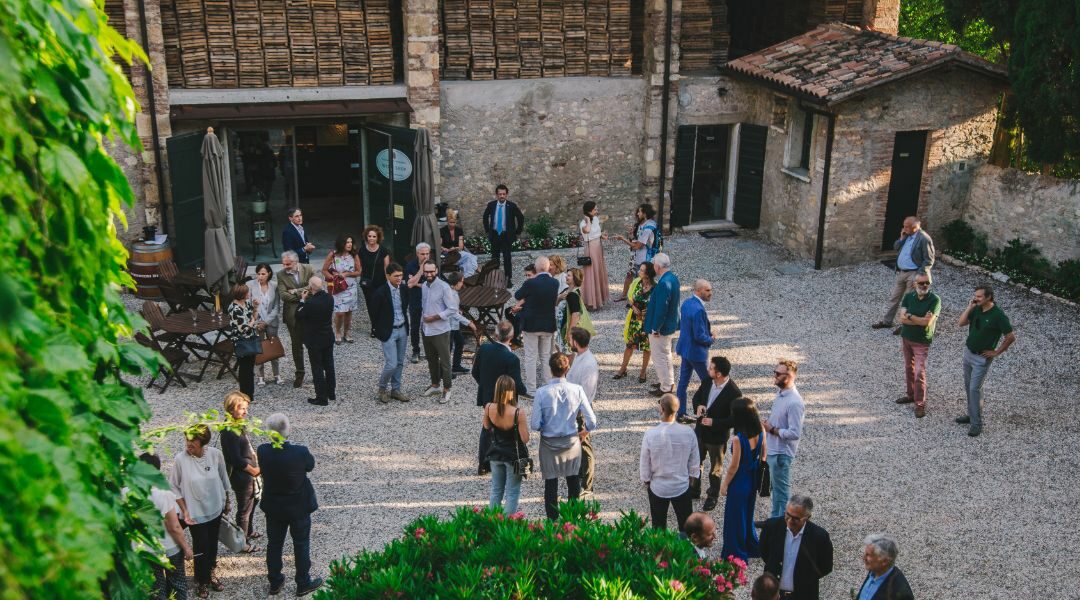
[
  {"x1": 968, "y1": 425, "x2": 982, "y2": 437},
  {"x1": 390, "y1": 389, "x2": 411, "y2": 403},
  {"x1": 410, "y1": 352, "x2": 420, "y2": 364},
  {"x1": 293, "y1": 373, "x2": 305, "y2": 388},
  {"x1": 871, "y1": 322, "x2": 892, "y2": 329},
  {"x1": 754, "y1": 520, "x2": 768, "y2": 529},
  {"x1": 268, "y1": 581, "x2": 283, "y2": 596},
  {"x1": 955, "y1": 415, "x2": 971, "y2": 424},
  {"x1": 377, "y1": 389, "x2": 390, "y2": 404},
  {"x1": 307, "y1": 398, "x2": 328, "y2": 406},
  {"x1": 296, "y1": 578, "x2": 323, "y2": 597},
  {"x1": 649, "y1": 388, "x2": 671, "y2": 397},
  {"x1": 914, "y1": 406, "x2": 926, "y2": 418},
  {"x1": 895, "y1": 396, "x2": 915, "y2": 404},
  {"x1": 702, "y1": 497, "x2": 718, "y2": 512},
  {"x1": 892, "y1": 326, "x2": 902, "y2": 335}
]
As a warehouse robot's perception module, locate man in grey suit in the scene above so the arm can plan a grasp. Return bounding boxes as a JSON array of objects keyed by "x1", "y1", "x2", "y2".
[
  {"x1": 873, "y1": 216, "x2": 935, "y2": 334},
  {"x1": 277, "y1": 251, "x2": 316, "y2": 388}
]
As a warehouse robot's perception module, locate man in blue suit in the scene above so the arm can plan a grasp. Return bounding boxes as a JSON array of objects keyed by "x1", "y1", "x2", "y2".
[
  {"x1": 258, "y1": 413, "x2": 322, "y2": 596},
  {"x1": 514, "y1": 256, "x2": 560, "y2": 395},
  {"x1": 472, "y1": 319, "x2": 528, "y2": 474},
  {"x1": 481, "y1": 184, "x2": 525, "y2": 286},
  {"x1": 282, "y1": 207, "x2": 315, "y2": 264},
  {"x1": 674, "y1": 279, "x2": 715, "y2": 421},
  {"x1": 643, "y1": 253, "x2": 680, "y2": 397}
]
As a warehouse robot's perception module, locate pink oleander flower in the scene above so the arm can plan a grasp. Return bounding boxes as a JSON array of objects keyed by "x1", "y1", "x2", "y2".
[
  {"x1": 413, "y1": 528, "x2": 426, "y2": 539},
  {"x1": 472, "y1": 506, "x2": 482, "y2": 513},
  {"x1": 562, "y1": 522, "x2": 577, "y2": 533},
  {"x1": 556, "y1": 533, "x2": 564, "y2": 541},
  {"x1": 587, "y1": 511, "x2": 599, "y2": 521},
  {"x1": 738, "y1": 572, "x2": 748, "y2": 586},
  {"x1": 729, "y1": 556, "x2": 747, "y2": 569},
  {"x1": 510, "y1": 512, "x2": 526, "y2": 521},
  {"x1": 669, "y1": 580, "x2": 684, "y2": 592},
  {"x1": 658, "y1": 560, "x2": 669, "y2": 569}
]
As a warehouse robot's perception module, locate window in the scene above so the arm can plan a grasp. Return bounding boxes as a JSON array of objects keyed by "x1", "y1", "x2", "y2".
[{"x1": 784, "y1": 105, "x2": 815, "y2": 179}]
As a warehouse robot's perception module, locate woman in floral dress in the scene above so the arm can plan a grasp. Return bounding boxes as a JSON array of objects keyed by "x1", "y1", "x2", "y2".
[{"x1": 613, "y1": 261, "x2": 655, "y2": 383}]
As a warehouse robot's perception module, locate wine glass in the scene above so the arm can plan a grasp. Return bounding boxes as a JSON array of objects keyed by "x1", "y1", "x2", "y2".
[{"x1": 189, "y1": 308, "x2": 197, "y2": 324}]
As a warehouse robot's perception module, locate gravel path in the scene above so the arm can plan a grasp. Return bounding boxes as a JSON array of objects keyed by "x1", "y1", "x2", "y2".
[{"x1": 133, "y1": 233, "x2": 1080, "y2": 599}]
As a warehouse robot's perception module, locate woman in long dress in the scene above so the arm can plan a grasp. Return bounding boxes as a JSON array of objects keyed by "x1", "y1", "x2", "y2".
[
  {"x1": 720, "y1": 397, "x2": 766, "y2": 561},
  {"x1": 358, "y1": 225, "x2": 391, "y2": 337},
  {"x1": 614, "y1": 261, "x2": 654, "y2": 383},
  {"x1": 246, "y1": 263, "x2": 282, "y2": 385},
  {"x1": 322, "y1": 233, "x2": 361, "y2": 344},
  {"x1": 578, "y1": 201, "x2": 610, "y2": 310}
]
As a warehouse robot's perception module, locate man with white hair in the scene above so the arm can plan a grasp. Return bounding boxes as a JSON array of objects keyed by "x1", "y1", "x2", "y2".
[
  {"x1": 297, "y1": 276, "x2": 335, "y2": 406},
  {"x1": 856, "y1": 533, "x2": 914, "y2": 600},
  {"x1": 514, "y1": 255, "x2": 560, "y2": 396},
  {"x1": 405, "y1": 243, "x2": 432, "y2": 364},
  {"x1": 759, "y1": 494, "x2": 833, "y2": 600},
  {"x1": 672, "y1": 278, "x2": 716, "y2": 421},
  {"x1": 643, "y1": 253, "x2": 681, "y2": 396},
  {"x1": 277, "y1": 251, "x2": 316, "y2": 388},
  {"x1": 257, "y1": 413, "x2": 322, "y2": 596}
]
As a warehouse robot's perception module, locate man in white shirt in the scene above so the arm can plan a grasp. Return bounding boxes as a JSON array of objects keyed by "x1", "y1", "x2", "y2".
[
  {"x1": 761, "y1": 359, "x2": 805, "y2": 518},
  {"x1": 139, "y1": 453, "x2": 193, "y2": 600},
  {"x1": 566, "y1": 327, "x2": 599, "y2": 497},
  {"x1": 414, "y1": 261, "x2": 459, "y2": 404},
  {"x1": 639, "y1": 393, "x2": 700, "y2": 531}
]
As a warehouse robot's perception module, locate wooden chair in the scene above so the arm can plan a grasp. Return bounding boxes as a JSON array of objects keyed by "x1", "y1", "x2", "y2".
[
  {"x1": 158, "y1": 258, "x2": 179, "y2": 282},
  {"x1": 159, "y1": 280, "x2": 208, "y2": 314},
  {"x1": 134, "y1": 331, "x2": 189, "y2": 393},
  {"x1": 481, "y1": 267, "x2": 506, "y2": 290},
  {"x1": 198, "y1": 338, "x2": 238, "y2": 383},
  {"x1": 465, "y1": 259, "x2": 500, "y2": 287},
  {"x1": 232, "y1": 255, "x2": 251, "y2": 284},
  {"x1": 140, "y1": 301, "x2": 186, "y2": 346}
]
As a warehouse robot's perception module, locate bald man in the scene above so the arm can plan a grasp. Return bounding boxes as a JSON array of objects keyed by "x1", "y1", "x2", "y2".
[
  {"x1": 673, "y1": 279, "x2": 716, "y2": 422},
  {"x1": 514, "y1": 256, "x2": 560, "y2": 395}
]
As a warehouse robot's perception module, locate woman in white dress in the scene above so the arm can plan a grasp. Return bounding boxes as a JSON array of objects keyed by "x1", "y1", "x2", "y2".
[
  {"x1": 246, "y1": 263, "x2": 282, "y2": 385},
  {"x1": 578, "y1": 201, "x2": 610, "y2": 310},
  {"x1": 322, "y1": 233, "x2": 361, "y2": 344}
]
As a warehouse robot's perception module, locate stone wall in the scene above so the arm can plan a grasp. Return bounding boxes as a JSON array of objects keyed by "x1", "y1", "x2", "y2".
[
  {"x1": 439, "y1": 77, "x2": 646, "y2": 233},
  {"x1": 964, "y1": 165, "x2": 1080, "y2": 264}
]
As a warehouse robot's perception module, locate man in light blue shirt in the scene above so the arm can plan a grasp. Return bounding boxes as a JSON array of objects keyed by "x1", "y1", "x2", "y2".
[
  {"x1": 417, "y1": 263, "x2": 459, "y2": 404},
  {"x1": 761, "y1": 359, "x2": 805, "y2": 518},
  {"x1": 873, "y1": 216, "x2": 935, "y2": 333},
  {"x1": 530, "y1": 353, "x2": 597, "y2": 520},
  {"x1": 857, "y1": 533, "x2": 913, "y2": 600}
]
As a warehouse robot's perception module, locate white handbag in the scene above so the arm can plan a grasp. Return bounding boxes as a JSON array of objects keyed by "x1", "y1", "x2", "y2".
[{"x1": 218, "y1": 516, "x2": 246, "y2": 553}]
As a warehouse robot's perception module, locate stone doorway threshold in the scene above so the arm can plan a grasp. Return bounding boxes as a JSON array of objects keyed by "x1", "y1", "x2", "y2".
[{"x1": 679, "y1": 219, "x2": 740, "y2": 233}]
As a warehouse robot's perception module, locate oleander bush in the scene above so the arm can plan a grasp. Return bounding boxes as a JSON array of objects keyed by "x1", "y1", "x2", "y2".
[
  {"x1": 941, "y1": 219, "x2": 989, "y2": 256},
  {"x1": 525, "y1": 214, "x2": 555, "y2": 241},
  {"x1": 319, "y1": 501, "x2": 747, "y2": 599}
]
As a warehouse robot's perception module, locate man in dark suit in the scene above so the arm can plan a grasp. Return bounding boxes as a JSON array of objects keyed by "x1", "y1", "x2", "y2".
[
  {"x1": 282, "y1": 207, "x2": 316, "y2": 264},
  {"x1": 472, "y1": 319, "x2": 527, "y2": 474},
  {"x1": 258, "y1": 413, "x2": 322, "y2": 596},
  {"x1": 759, "y1": 495, "x2": 834, "y2": 600},
  {"x1": 277, "y1": 251, "x2": 316, "y2": 388},
  {"x1": 481, "y1": 184, "x2": 524, "y2": 285},
  {"x1": 370, "y1": 262, "x2": 412, "y2": 404},
  {"x1": 513, "y1": 256, "x2": 560, "y2": 395},
  {"x1": 674, "y1": 279, "x2": 715, "y2": 420},
  {"x1": 297, "y1": 277, "x2": 335, "y2": 406},
  {"x1": 856, "y1": 534, "x2": 914, "y2": 600},
  {"x1": 690, "y1": 355, "x2": 741, "y2": 511}
]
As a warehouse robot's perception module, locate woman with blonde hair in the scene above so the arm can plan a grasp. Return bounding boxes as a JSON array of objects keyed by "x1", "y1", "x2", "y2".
[
  {"x1": 440, "y1": 208, "x2": 479, "y2": 276},
  {"x1": 549, "y1": 255, "x2": 570, "y2": 350},
  {"x1": 169, "y1": 425, "x2": 231, "y2": 598},
  {"x1": 483, "y1": 374, "x2": 531, "y2": 514},
  {"x1": 219, "y1": 391, "x2": 261, "y2": 554}
]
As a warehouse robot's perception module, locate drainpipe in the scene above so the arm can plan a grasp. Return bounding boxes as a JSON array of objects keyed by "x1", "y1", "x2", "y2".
[
  {"x1": 799, "y1": 101, "x2": 836, "y2": 270},
  {"x1": 656, "y1": 0, "x2": 674, "y2": 231},
  {"x1": 138, "y1": 0, "x2": 169, "y2": 235}
]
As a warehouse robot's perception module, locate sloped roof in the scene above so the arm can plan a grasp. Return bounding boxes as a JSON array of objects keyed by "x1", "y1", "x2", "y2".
[{"x1": 722, "y1": 23, "x2": 1008, "y2": 106}]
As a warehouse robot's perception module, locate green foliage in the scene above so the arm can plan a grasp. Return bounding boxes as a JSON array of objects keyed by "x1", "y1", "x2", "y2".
[
  {"x1": 899, "y1": 0, "x2": 1003, "y2": 61},
  {"x1": 1054, "y1": 259, "x2": 1080, "y2": 299},
  {"x1": 941, "y1": 219, "x2": 989, "y2": 255},
  {"x1": 525, "y1": 214, "x2": 555, "y2": 240},
  {"x1": 319, "y1": 502, "x2": 748, "y2": 599},
  {"x1": 992, "y1": 238, "x2": 1054, "y2": 279},
  {"x1": 465, "y1": 231, "x2": 583, "y2": 254},
  {"x1": 0, "y1": 0, "x2": 156, "y2": 597}
]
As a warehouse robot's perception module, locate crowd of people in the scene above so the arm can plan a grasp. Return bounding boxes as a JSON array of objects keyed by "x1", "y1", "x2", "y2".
[{"x1": 150, "y1": 190, "x2": 1021, "y2": 597}]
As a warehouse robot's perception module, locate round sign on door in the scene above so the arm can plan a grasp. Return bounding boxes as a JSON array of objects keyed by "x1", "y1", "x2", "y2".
[{"x1": 375, "y1": 149, "x2": 413, "y2": 181}]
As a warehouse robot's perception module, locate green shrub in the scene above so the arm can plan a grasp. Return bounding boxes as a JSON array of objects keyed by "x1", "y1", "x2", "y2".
[
  {"x1": 525, "y1": 214, "x2": 555, "y2": 240},
  {"x1": 1055, "y1": 259, "x2": 1080, "y2": 299},
  {"x1": 320, "y1": 502, "x2": 747, "y2": 599},
  {"x1": 941, "y1": 219, "x2": 988, "y2": 255},
  {"x1": 993, "y1": 239, "x2": 1055, "y2": 280}
]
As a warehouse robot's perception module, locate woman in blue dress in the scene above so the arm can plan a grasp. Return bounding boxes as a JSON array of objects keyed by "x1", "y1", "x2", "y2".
[{"x1": 720, "y1": 397, "x2": 766, "y2": 561}]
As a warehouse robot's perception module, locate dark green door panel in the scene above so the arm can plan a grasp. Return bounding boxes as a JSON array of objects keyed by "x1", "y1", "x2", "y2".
[{"x1": 167, "y1": 132, "x2": 204, "y2": 267}]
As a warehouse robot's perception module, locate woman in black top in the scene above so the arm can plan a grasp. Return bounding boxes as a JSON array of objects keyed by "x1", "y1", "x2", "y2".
[
  {"x1": 225, "y1": 284, "x2": 259, "y2": 400},
  {"x1": 482, "y1": 375, "x2": 530, "y2": 515},
  {"x1": 560, "y1": 268, "x2": 585, "y2": 347},
  {"x1": 358, "y1": 225, "x2": 391, "y2": 337},
  {"x1": 439, "y1": 209, "x2": 478, "y2": 276},
  {"x1": 219, "y1": 391, "x2": 261, "y2": 553}
]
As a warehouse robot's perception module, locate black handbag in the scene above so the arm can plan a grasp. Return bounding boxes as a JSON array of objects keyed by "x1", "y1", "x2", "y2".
[
  {"x1": 757, "y1": 458, "x2": 771, "y2": 497},
  {"x1": 576, "y1": 241, "x2": 592, "y2": 267},
  {"x1": 511, "y1": 410, "x2": 534, "y2": 478},
  {"x1": 235, "y1": 335, "x2": 263, "y2": 358}
]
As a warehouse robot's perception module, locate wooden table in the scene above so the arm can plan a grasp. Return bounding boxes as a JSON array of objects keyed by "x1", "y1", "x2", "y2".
[
  {"x1": 160, "y1": 310, "x2": 232, "y2": 382},
  {"x1": 171, "y1": 269, "x2": 206, "y2": 288},
  {"x1": 459, "y1": 285, "x2": 512, "y2": 334}
]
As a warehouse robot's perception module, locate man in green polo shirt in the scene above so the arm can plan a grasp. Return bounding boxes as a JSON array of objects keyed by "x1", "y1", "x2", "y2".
[
  {"x1": 895, "y1": 273, "x2": 940, "y2": 418},
  {"x1": 955, "y1": 285, "x2": 1016, "y2": 437}
]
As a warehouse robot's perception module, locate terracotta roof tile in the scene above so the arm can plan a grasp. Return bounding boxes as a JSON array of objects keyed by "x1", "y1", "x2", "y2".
[{"x1": 723, "y1": 23, "x2": 1008, "y2": 105}]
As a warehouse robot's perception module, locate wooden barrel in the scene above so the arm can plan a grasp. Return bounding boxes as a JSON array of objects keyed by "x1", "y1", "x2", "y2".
[{"x1": 128, "y1": 241, "x2": 173, "y2": 300}]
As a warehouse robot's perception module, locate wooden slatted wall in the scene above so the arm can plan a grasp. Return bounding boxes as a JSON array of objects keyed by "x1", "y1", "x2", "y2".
[{"x1": 161, "y1": 0, "x2": 398, "y2": 88}]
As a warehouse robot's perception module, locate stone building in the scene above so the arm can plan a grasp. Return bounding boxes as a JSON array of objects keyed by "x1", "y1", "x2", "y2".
[{"x1": 111, "y1": 0, "x2": 985, "y2": 268}]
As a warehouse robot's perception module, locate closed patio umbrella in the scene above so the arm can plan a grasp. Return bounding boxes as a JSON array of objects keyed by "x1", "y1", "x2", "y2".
[
  {"x1": 410, "y1": 127, "x2": 439, "y2": 264},
  {"x1": 202, "y1": 127, "x2": 234, "y2": 294}
]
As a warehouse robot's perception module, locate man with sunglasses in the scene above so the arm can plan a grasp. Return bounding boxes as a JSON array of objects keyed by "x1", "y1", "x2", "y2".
[
  {"x1": 759, "y1": 495, "x2": 833, "y2": 600},
  {"x1": 761, "y1": 360, "x2": 804, "y2": 519},
  {"x1": 895, "y1": 274, "x2": 941, "y2": 418},
  {"x1": 955, "y1": 285, "x2": 1015, "y2": 437}
]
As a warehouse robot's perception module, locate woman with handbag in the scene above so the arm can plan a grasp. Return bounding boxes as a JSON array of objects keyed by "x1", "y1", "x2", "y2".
[
  {"x1": 169, "y1": 425, "x2": 232, "y2": 599},
  {"x1": 560, "y1": 268, "x2": 595, "y2": 354},
  {"x1": 719, "y1": 397, "x2": 766, "y2": 561},
  {"x1": 220, "y1": 391, "x2": 261, "y2": 554},
  {"x1": 578, "y1": 201, "x2": 610, "y2": 310},
  {"x1": 322, "y1": 233, "x2": 361, "y2": 344},
  {"x1": 359, "y1": 225, "x2": 391, "y2": 338},
  {"x1": 483, "y1": 375, "x2": 531, "y2": 515},
  {"x1": 614, "y1": 261, "x2": 655, "y2": 383},
  {"x1": 226, "y1": 283, "x2": 260, "y2": 400},
  {"x1": 247, "y1": 263, "x2": 282, "y2": 385}
]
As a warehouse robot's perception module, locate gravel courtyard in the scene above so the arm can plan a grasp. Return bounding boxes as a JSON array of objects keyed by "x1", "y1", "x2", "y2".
[{"x1": 137, "y1": 232, "x2": 1080, "y2": 599}]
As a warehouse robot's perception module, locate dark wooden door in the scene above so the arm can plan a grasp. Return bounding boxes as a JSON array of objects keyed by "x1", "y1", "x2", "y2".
[
  {"x1": 732, "y1": 124, "x2": 767, "y2": 229},
  {"x1": 363, "y1": 124, "x2": 416, "y2": 262},
  {"x1": 166, "y1": 131, "x2": 205, "y2": 267},
  {"x1": 691, "y1": 125, "x2": 731, "y2": 222},
  {"x1": 670, "y1": 125, "x2": 697, "y2": 228},
  {"x1": 881, "y1": 131, "x2": 928, "y2": 250}
]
